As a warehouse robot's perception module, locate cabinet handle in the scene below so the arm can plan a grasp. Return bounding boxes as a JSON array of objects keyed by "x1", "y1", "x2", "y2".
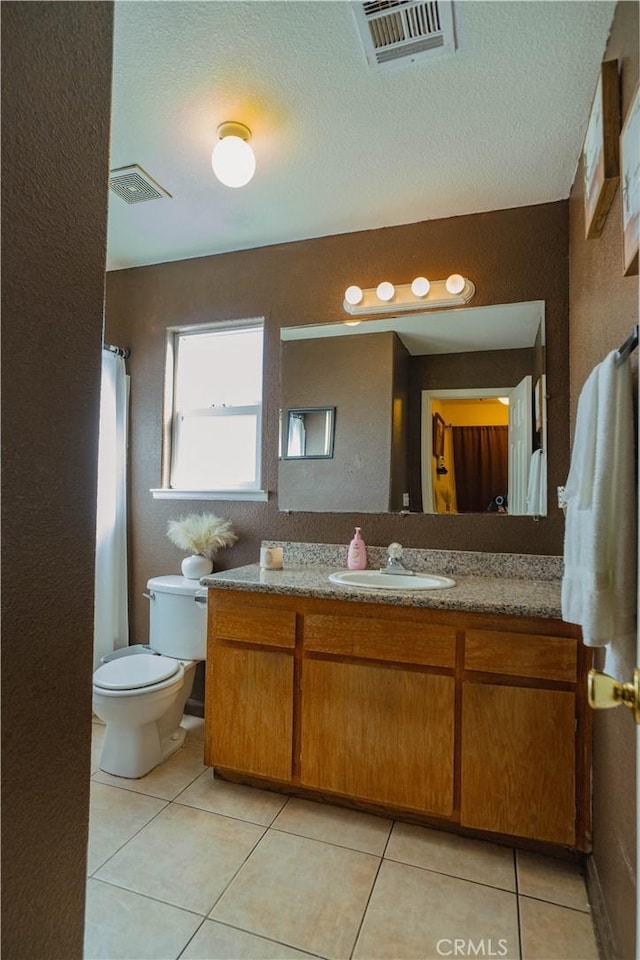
[{"x1": 587, "y1": 668, "x2": 640, "y2": 723}]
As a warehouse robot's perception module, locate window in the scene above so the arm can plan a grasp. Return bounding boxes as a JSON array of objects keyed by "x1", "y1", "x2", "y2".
[{"x1": 159, "y1": 321, "x2": 264, "y2": 497}]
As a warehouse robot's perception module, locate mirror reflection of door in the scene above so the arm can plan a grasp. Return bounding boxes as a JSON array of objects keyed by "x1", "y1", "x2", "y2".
[
  {"x1": 507, "y1": 375, "x2": 533, "y2": 513},
  {"x1": 426, "y1": 394, "x2": 510, "y2": 514},
  {"x1": 422, "y1": 377, "x2": 540, "y2": 515}
]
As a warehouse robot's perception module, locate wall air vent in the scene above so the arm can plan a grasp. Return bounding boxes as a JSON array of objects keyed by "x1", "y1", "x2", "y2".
[
  {"x1": 109, "y1": 164, "x2": 172, "y2": 204},
  {"x1": 353, "y1": 0, "x2": 456, "y2": 72}
]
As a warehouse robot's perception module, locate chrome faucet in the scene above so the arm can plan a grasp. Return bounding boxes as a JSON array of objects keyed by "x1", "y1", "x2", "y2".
[{"x1": 381, "y1": 542, "x2": 414, "y2": 575}]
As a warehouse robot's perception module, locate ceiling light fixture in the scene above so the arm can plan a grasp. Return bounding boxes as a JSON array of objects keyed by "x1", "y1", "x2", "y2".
[
  {"x1": 343, "y1": 275, "x2": 475, "y2": 316},
  {"x1": 212, "y1": 121, "x2": 256, "y2": 188}
]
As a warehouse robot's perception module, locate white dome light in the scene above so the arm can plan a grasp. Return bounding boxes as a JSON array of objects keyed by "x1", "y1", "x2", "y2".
[
  {"x1": 411, "y1": 277, "x2": 431, "y2": 297},
  {"x1": 498, "y1": 396, "x2": 510, "y2": 405},
  {"x1": 445, "y1": 274, "x2": 466, "y2": 295},
  {"x1": 212, "y1": 122, "x2": 256, "y2": 188},
  {"x1": 344, "y1": 285, "x2": 364, "y2": 306},
  {"x1": 376, "y1": 281, "x2": 395, "y2": 302}
]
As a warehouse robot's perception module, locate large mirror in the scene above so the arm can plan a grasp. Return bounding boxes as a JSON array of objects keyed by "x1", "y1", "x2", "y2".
[{"x1": 279, "y1": 301, "x2": 546, "y2": 515}]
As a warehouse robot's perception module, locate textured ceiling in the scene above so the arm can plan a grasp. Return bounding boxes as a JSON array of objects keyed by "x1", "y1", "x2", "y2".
[{"x1": 107, "y1": 1, "x2": 615, "y2": 272}]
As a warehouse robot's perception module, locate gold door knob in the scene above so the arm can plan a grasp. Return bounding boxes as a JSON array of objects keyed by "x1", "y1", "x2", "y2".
[{"x1": 587, "y1": 668, "x2": 640, "y2": 723}]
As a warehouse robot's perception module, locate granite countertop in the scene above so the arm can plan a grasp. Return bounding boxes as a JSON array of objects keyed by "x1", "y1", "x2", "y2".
[{"x1": 201, "y1": 563, "x2": 564, "y2": 619}]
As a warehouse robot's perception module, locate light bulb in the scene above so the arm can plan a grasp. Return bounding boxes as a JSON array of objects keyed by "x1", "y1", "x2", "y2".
[
  {"x1": 445, "y1": 274, "x2": 466, "y2": 295},
  {"x1": 344, "y1": 285, "x2": 364, "y2": 306},
  {"x1": 376, "y1": 281, "x2": 395, "y2": 302},
  {"x1": 212, "y1": 123, "x2": 255, "y2": 188},
  {"x1": 498, "y1": 396, "x2": 510, "y2": 405},
  {"x1": 411, "y1": 277, "x2": 430, "y2": 297}
]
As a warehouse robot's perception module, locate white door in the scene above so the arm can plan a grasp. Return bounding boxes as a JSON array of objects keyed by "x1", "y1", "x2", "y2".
[{"x1": 508, "y1": 375, "x2": 532, "y2": 515}]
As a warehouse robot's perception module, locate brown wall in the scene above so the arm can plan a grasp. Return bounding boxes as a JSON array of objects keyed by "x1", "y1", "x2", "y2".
[
  {"x1": 279, "y1": 333, "x2": 395, "y2": 512},
  {"x1": 106, "y1": 201, "x2": 570, "y2": 646},
  {"x1": 411, "y1": 347, "x2": 534, "y2": 391},
  {"x1": 1, "y1": 3, "x2": 113, "y2": 957},
  {"x1": 568, "y1": 3, "x2": 639, "y2": 957}
]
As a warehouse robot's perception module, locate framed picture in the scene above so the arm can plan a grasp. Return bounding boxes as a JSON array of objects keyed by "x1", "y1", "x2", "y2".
[
  {"x1": 620, "y1": 84, "x2": 640, "y2": 276},
  {"x1": 583, "y1": 60, "x2": 620, "y2": 240},
  {"x1": 432, "y1": 412, "x2": 445, "y2": 458}
]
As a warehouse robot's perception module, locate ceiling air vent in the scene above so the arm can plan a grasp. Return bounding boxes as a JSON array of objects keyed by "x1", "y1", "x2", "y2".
[
  {"x1": 353, "y1": 0, "x2": 456, "y2": 72},
  {"x1": 109, "y1": 164, "x2": 172, "y2": 204}
]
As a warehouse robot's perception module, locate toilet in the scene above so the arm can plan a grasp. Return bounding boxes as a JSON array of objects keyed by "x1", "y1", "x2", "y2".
[{"x1": 92, "y1": 575, "x2": 207, "y2": 778}]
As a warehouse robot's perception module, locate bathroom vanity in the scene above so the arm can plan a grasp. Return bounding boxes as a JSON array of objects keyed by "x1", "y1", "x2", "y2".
[{"x1": 203, "y1": 552, "x2": 590, "y2": 853}]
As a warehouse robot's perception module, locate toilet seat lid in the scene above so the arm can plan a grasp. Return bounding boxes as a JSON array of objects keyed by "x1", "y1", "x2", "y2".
[{"x1": 93, "y1": 654, "x2": 181, "y2": 691}]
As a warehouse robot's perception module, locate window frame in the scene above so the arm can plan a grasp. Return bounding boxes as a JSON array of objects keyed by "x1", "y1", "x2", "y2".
[{"x1": 156, "y1": 318, "x2": 266, "y2": 500}]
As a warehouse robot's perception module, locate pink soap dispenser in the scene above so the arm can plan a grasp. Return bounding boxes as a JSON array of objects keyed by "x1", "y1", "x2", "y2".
[{"x1": 347, "y1": 527, "x2": 367, "y2": 570}]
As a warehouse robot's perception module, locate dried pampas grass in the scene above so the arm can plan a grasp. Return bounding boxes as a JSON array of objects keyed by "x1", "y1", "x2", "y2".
[{"x1": 167, "y1": 513, "x2": 237, "y2": 559}]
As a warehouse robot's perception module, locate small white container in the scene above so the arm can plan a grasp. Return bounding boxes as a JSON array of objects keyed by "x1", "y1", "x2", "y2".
[
  {"x1": 181, "y1": 554, "x2": 213, "y2": 579},
  {"x1": 260, "y1": 546, "x2": 284, "y2": 570}
]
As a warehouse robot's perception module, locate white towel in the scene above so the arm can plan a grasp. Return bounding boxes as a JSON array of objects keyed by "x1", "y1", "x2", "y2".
[
  {"x1": 561, "y1": 351, "x2": 636, "y2": 681},
  {"x1": 526, "y1": 449, "x2": 547, "y2": 515}
]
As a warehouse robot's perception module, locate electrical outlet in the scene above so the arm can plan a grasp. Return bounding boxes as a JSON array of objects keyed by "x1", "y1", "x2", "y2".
[
  {"x1": 402, "y1": 493, "x2": 410, "y2": 508},
  {"x1": 557, "y1": 485, "x2": 566, "y2": 509}
]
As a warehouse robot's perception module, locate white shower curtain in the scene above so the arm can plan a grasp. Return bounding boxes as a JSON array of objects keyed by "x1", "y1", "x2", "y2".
[
  {"x1": 288, "y1": 414, "x2": 306, "y2": 457},
  {"x1": 94, "y1": 350, "x2": 130, "y2": 670}
]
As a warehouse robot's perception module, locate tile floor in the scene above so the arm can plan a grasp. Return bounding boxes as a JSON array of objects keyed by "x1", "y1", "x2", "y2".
[{"x1": 85, "y1": 719, "x2": 600, "y2": 960}]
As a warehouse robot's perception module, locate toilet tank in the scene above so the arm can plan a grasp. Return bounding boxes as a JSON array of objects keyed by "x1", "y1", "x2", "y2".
[{"x1": 146, "y1": 575, "x2": 207, "y2": 660}]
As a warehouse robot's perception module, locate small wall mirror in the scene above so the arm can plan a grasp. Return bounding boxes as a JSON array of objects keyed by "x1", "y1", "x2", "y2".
[{"x1": 284, "y1": 407, "x2": 335, "y2": 459}]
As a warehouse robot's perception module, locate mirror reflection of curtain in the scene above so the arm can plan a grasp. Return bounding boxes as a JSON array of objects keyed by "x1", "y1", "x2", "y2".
[
  {"x1": 452, "y1": 425, "x2": 508, "y2": 513},
  {"x1": 432, "y1": 425, "x2": 458, "y2": 513},
  {"x1": 288, "y1": 414, "x2": 306, "y2": 456}
]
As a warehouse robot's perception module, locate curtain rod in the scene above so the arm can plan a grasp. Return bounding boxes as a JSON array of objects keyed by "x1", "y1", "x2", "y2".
[{"x1": 104, "y1": 343, "x2": 131, "y2": 359}]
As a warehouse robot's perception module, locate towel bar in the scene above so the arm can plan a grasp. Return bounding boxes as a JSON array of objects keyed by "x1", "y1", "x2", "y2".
[{"x1": 614, "y1": 325, "x2": 638, "y2": 366}]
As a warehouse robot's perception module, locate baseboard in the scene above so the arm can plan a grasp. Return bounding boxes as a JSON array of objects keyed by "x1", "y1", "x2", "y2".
[{"x1": 586, "y1": 854, "x2": 619, "y2": 960}]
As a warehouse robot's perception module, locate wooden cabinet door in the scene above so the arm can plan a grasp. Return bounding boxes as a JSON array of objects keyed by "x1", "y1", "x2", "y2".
[
  {"x1": 300, "y1": 658, "x2": 455, "y2": 815},
  {"x1": 461, "y1": 682, "x2": 576, "y2": 844},
  {"x1": 206, "y1": 643, "x2": 294, "y2": 782}
]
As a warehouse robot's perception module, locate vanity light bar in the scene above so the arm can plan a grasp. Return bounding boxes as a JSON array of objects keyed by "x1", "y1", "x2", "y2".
[{"x1": 343, "y1": 276, "x2": 476, "y2": 316}]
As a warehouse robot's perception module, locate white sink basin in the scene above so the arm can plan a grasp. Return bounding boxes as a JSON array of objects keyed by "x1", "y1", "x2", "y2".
[{"x1": 328, "y1": 570, "x2": 455, "y2": 591}]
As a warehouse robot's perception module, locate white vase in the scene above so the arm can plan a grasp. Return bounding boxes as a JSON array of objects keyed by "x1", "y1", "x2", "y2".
[{"x1": 181, "y1": 555, "x2": 213, "y2": 579}]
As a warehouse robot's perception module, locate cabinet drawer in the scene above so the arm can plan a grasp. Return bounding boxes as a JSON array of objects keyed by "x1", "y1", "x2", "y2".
[
  {"x1": 464, "y1": 630, "x2": 577, "y2": 682},
  {"x1": 210, "y1": 602, "x2": 296, "y2": 649},
  {"x1": 304, "y1": 614, "x2": 456, "y2": 667}
]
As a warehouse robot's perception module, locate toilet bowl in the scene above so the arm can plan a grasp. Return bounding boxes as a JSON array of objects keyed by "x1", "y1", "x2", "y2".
[{"x1": 92, "y1": 576, "x2": 207, "y2": 778}]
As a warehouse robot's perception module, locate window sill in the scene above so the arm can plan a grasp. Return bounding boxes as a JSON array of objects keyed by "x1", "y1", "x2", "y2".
[{"x1": 150, "y1": 488, "x2": 269, "y2": 502}]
